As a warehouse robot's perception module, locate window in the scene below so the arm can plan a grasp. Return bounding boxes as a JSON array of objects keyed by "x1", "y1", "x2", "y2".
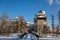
[{"x1": 43, "y1": 26, "x2": 47, "y2": 34}]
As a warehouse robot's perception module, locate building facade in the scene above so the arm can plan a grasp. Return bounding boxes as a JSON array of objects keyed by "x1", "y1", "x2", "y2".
[
  {"x1": 34, "y1": 10, "x2": 50, "y2": 35},
  {"x1": 10, "y1": 17, "x2": 28, "y2": 34}
]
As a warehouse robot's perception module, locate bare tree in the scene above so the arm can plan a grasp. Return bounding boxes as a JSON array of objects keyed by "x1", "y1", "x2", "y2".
[
  {"x1": 57, "y1": 11, "x2": 60, "y2": 34},
  {"x1": 51, "y1": 14, "x2": 55, "y2": 36},
  {"x1": 58, "y1": 11, "x2": 60, "y2": 25},
  {"x1": 0, "y1": 12, "x2": 9, "y2": 35},
  {"x1": 17, "y1": 16, "x2": 28, "y2": 34}
]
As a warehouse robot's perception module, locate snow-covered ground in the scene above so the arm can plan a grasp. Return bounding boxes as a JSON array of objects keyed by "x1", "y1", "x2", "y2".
[
  {"x1": 0, "y1": 33, "x2": 60, "y2": 40},
  {"x1": 0, "y1": 33, "x2": 21, "y2": 40},
  {"x1": 22, "y1": 33, "x2": 60, "y2": 40},
  {"x1": 0, "y1": 36, "x2": 19, "y2": 40}
]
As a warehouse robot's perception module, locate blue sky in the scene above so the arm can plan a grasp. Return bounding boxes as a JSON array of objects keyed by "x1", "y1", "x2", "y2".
[{"x1": 0, "y1": 0, "x2": 60, "y2": 26}]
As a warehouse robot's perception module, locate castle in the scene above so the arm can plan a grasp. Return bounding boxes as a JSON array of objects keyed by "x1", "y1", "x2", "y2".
[
  {"x1": 0, "y1": 10, "x2": 50, "y2": 36},
  {"x1": 34, "y1": 10, "x2": 50, "y2": 35}
]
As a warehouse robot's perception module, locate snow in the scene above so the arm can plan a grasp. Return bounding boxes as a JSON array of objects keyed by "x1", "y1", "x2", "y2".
[
  {"x1": 26, "y1": 22, "x2": 33, "y2": 24},
  {"x1": 23, "y1": 34, "x2": 31, "y2": 39},
  {"x1": 47, "y1": 35, "x2": 53, "y2": 37},
  {"x1": 42, "y1": 11, "x2": 46, "y2": 14},
  {"x1": 26, "y1": 34, "x2": 31, "y2": 38},
  {"x1": 0, "y1": 36, "x2": 18, "y2": 38},
  {"x1": 38, "y1": 16, "x2": 45, "y2": 18},
  {"x1": 38, "y1": 11, "x2": 46, "y2": 14},
  {"x1": 15, "y1": 17, "x2": 18, "y2": 19}
]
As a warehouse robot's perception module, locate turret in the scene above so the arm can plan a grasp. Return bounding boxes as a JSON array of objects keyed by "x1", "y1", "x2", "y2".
[{"x1": 34, "y1": 10, "x2": 50, "y2": 36}]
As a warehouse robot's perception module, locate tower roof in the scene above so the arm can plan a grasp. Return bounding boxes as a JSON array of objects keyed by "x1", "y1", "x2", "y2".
[
  {"x1": 38, "y1": 10, "x2": 42, "y2": 13},
  {"x1": 34, "y1": 10, "x2": 46, "y2": 18},
  {"x1": 38, "y1": 10, "x2": 45, "y2": 14}
]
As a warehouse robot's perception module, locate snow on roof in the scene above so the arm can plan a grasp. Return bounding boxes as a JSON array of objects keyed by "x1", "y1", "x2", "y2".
[
  {"x1": 36, "y1": 11, "x2": 46, "y2": 16},
  {"x1": 15, "y1": 17, "x2": 19, "y2": 19},
  {"x1": 42, "y1": 11, "x2": 46, "y2": 14},
  {"x1": 38, "y1": 11, "x2": 46, "y2": 14},
  {"x1": 38, "y1": 16, "x2": 45, "y2": 17},
  {"x1": 26, "y1": 22, "x2": 33, "y2": 24}
]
